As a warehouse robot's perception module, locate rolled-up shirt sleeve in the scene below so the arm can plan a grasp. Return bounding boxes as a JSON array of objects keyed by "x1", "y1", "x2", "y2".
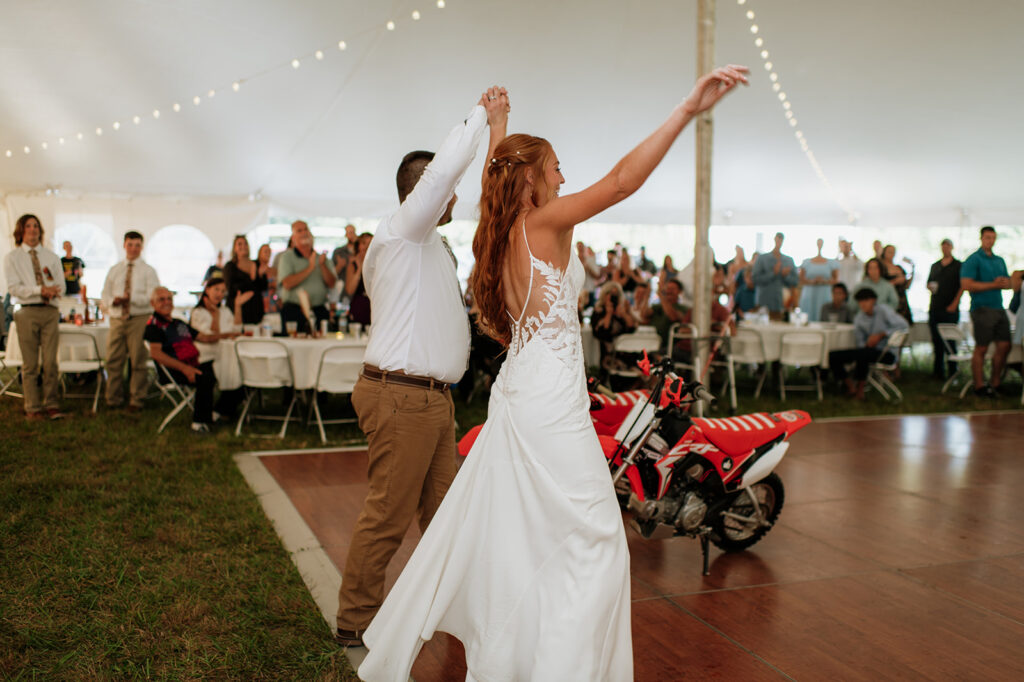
[{"x1": 391, "y1": 105, "x2": 488, "y2": 244}]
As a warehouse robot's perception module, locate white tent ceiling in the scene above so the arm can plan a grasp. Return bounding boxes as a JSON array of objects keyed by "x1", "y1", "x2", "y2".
[{"x1": 1, "y1": 0, "x2": 1021, "y2": 228}]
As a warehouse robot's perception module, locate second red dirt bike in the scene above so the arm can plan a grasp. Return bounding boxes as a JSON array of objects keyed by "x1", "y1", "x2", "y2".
[{"x1": 458, "y1": 354, "x2": 811, "y2": 574}]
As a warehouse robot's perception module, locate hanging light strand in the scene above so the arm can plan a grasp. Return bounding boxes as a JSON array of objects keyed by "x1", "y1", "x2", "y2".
[
  {"x1": 2, "y1": 4, "x2": 450, "y2": 162},
  {"x1": 737, "y1": 0, "x2": 857, "y2": 222}
]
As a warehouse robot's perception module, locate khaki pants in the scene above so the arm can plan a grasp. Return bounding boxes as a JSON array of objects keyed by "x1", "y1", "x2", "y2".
[
  {"x1": 14, "y1": 306, "x2": 60, "y2": 413},
  {"x1": 336, "y1": 374, "x2": 457, "y2": 631},
  {"x1": 105, "y1": 315, "x2": 150, "y2": 407}
]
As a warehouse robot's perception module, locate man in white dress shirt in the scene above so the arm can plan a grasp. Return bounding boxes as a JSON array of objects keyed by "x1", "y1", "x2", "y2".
[
  {"x1": 101, "y1": 230, "x2": 160, "y2": 410},
  {"x1": 335, "y1": 93, "x2": 502, "y2": 646},
  {"x1": 3, "y1": 214, "x2": 66, "y2": 420},
  {"x1": 837, "y1": 238, "x2": 863, "y2": 294}
]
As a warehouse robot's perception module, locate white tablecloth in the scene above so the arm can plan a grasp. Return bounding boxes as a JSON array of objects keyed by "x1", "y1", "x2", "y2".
[
  {"x1": 739, "y1": 321, "x2": 857, "y2": 369},
  {"x1": 214, "y1": 335, "x2": 368, "y2": 390},
  {"x1": 5, "y1": 322, "x2": 111, "y2": 363}
]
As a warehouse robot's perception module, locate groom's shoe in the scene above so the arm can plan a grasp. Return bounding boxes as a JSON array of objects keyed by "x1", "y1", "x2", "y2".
[{"x1": 335, "y1": 627, "x2": 365, "y2": 648}]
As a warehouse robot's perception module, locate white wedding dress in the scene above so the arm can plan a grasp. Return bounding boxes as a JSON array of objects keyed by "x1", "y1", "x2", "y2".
[{"x1": 358, "y1": 223, "x2": 633, "y2": 682}]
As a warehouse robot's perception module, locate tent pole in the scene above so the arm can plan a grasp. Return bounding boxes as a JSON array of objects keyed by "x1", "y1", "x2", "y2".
[{"x1": 693, "y1": 0, "x2": 715, "y2": 417}]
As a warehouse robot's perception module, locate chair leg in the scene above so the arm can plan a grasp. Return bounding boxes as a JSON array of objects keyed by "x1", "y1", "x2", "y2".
[
  {"x1": 279, "y1": 392, "x2": 297, "y2": 439},
  {"x1": 778, "y1": 365, "x2": 786, "y2": 401},
  {"x1": 313, "y1": 398, "x2": 327, "y2": 444},
  {"x1": 158, "y1": 395, "x2": 191, "y2": 434},
  {"x1": 235, "y1": 390, "x2": 255, "y2": 436},
  {"x1": 958, "y1": 380, "x2": 972, "y2": 399},
  {"x1": 727, "y1": 358, "x2": 738, "y2": 413},
  {"x1": 815, "y1": 367, "x2": 823, "y2": 402}
]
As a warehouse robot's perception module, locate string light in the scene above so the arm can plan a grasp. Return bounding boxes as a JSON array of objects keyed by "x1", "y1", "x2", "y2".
[
  {"x1": 738, "y1": 0, "x2": 855, "y2": 221},
  {"x1": 3, "y1": 4, "x2": 450, "y2": 158}
]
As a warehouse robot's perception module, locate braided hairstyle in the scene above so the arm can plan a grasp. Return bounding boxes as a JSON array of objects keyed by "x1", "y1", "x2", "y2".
[{"x1": 471, "y1": 134, "x2": 552, "y2": 345}]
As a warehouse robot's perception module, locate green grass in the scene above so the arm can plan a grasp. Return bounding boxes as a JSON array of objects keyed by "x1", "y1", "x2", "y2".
[{"x1": 0, "y1": 354, "x2": 1018, "y2": 679}]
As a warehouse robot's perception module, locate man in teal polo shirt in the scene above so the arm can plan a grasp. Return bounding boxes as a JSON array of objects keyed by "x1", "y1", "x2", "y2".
[{"x1": 960, "y1": 226, "x2": 1012, "y2": 397}]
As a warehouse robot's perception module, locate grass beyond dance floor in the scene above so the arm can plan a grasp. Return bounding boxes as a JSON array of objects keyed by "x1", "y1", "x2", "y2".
[{"x1": 0, "y1": 358, "x2": 1019, "y2": 679}]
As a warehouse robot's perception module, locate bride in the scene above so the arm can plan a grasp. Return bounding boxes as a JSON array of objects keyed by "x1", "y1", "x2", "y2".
[{"x1": 357, "y1": 65, "x2": 748, "y2": 681}]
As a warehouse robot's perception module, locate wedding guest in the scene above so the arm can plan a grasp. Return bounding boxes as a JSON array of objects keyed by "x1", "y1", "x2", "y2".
[
  {"x1": 631, "y1": 280, "x2": 653, "y2": 324},
  {"x1": 637, "y1": 246, "x2": 657, "y2": 275},
  {"x1": 820, "y1": 283, "x2": 853, "y2": 323},
  {"x1": 853, "y1": 258, "x2": 899, "y2": 312},
  {"x1": 659, "y1": 254, "x2": 679, "y2": 284},
  {"x1": 186, "y1": 278, "x2": 248, "y2": 431},
  {"x1": 576, "y1": 241, "x2": 601, "y2": 303},
  {"x1": 960, "y1": 226, "x2": 1012, "y2": 397},
  {"x1": 598, "y1": 249, "x2": 618, "y2": 285},
  {"x1": 256, "y1": 243, "x2": 277, "y2": 313},
  {"x1": 836, "y1": 238, "x2": 863, "y2": 293},
  {"x1": 751, "y1": 232, "x2": 798, "y2": 315},
  {"x1": 345, "y1": 232, "x2": 373, "y2": 326},
  {"x1": 829, "y1": 287, "x2": 908, "y2": 400},
  {"x1": 648, "y1": 278, "x2": 687, "y2": 351},
  {"x1": 799, "y1": 238, "x2": 839, "y2": 321},
  {"x1": 926, "y1": 238, "x2": 962, "y2": 380},
  {"x1": 331, "y1": 224, "x2": 359, "y2": 279},
  {"x1": 880, "y1": 244, "x2": 914, "y2": 322},
  {"x1": 593, "y1": 281, "x2": 637, "y2": 368},
  {"x1": 613, "y1": 247, "x2": 643, "y2": 293},
  {"x1": 725, "y1": 245, "x2": 748, "y2": 285},
  {"x1": 278, "y1": 220, "x2": 336, "y2": 334},
  {"x1": 872, "y1": 239, "x2": 883, "y2": 259},
  {"x1": 102, "y1": 230, "x2": 160, "y2": 411},
  {"x1": 4, "y1": 214, "x2": 65, "y2": 420},
  {"x1": 60, "y1": 240, "x2": 85, "y2": 298},
  {"x1": 733, "y1": 253, "x2": 758, "y2": 317},
  {"x1": 222, "y1": 235, "x2": 268, "y2": 325},
  {"x1": 203, "y1": 250, "x2": 224, "y2": 284}
]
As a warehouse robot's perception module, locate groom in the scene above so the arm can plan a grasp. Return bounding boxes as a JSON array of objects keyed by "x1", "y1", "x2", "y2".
[{"x1": 336, "y1": 89, "x2": 510, "y2": 646}]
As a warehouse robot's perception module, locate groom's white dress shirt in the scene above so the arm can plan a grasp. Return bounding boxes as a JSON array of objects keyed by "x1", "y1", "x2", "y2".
[{"x1": 362, "y1": 105, "x2": 487, "y2": 383}]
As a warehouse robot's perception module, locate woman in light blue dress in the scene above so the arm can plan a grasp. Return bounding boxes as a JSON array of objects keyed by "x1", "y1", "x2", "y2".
[{"x1": 799, "y1": 238, "x2": 839, "y2": 321}]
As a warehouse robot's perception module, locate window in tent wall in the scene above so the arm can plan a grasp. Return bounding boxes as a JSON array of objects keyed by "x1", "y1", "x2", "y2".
[
  {"x1": 52, "y1": 221, "x2": 118, "y2": 298},
  {"x1": 147, "y1": 224, "x2": 216, "y2": 307}
]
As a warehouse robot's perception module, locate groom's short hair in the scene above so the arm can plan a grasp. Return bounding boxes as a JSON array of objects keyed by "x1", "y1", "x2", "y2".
[{"x1": 396, "y1": 151, "x2": 436, "y2": 203}]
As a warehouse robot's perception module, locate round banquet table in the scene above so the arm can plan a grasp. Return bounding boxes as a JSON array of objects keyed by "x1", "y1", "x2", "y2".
[
  {"x1": 738, "y1": 321, "x2": 856, "y2": 369},
  {"x1": 214, "y1": 334, "x2": 369, "y2": 391},
  {"x1": 5, "y1": 322, "x2": 111, "y2": 363}
]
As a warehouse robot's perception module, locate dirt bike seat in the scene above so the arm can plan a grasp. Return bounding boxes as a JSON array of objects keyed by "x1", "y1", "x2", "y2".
[{"x1": 692, "y1": 414, "x2": 786, "y2": 457}]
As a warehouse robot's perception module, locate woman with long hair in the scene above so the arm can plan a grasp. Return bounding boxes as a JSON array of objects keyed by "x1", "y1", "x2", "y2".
[
  {"x1": 345, "y1": 232, "x2": 374, "y2": 325},
  {"x1": 880, "y1": 243, "x2": 914, "y2": 322},
  {"x1": 358, "y1": 67, "x2": 747, "y2": 681},
  {"x1": 221, "y1": 235, "x2": 268, "y2": 325}
]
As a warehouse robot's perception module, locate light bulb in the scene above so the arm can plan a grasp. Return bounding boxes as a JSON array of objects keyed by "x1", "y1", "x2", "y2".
[
  {"x1": 437, "y1": 0, "x2": 446, "y2": 7},
  {"x1": 153, "y1": 109, "x2": 160, "y2": 118},
  {"x1": 772, "y1": 83, "x2": 781, "y2": 92},
  {"x1": 173, "y1": 102, "x2": 181, "y2": 112},
  {"x1": 785, "y1": 110, "x2": 793, "y2": 119},
  {"x1": 96, "y1": 127, "x2": 103, "y2": 136},
  {"x1": 315, "y1": 50, "x2": 324, "y2": 60},
  {"x1": 738, "y1": 0, "x2": 746, "y2": 5},
  {"x1": 4, "y1": 150, "x2": 11, "y2": 158},
  {"x1": 338, "y1": 40, "x2": 347, "y2": 50},
  {"x1": 23, "y1": 146, "x2": 30, "y2": 153},
  {"x1": 133, "y1": 115, "x2": 141, "y2": 124},
  {"x1": 789, "y1": 118, "x2": 798, "y2": 127},
  {"x1": 41, "y1": 142, "x2": 48, "y2": 150},
  {"x1": 783, "y1": 101, "x2": 791, "y2": 110},
  {"x1": 58, "y1": 137, "x2": 65, "y2": 145},
  {"x1": 778, "y1": 92, "x2": 786, "y2": 101},
  {"x1": 386, "y1": 21, "x2": 395, "y2": 30},
  {"x1": 761, "y1": 50, "x2": 769, "y2": 59},
  {"x1": 113, "y1": 121, "x2": 120, "y2": 130},
  {"x1": 796, "y1": 131, "x2": 804, "y2": 139},
  {"x1": 291, "y1": 58, "x2": 300, "y2": 69},
  {"x1": 769, "y1": 72, "x2": 778, "y2": 82},
  {"x1": 77, "y1": 132, "x2": 84, "y2": 140},
  {"x1": 746, "y1": 11, "x2": 754, "y2": 19},
  {"x1": 193, "y1": 95, "x2": 201, "y2": 105},
  {"x1": 750, "y1": 25, "x2": 758, "y2": 34},
  {"x1": 755, "y1": 38, "x2": 763, "y2": 47},
  {"x1": 764, "y1": 62, "x2": 772, "y2": 70},
  {"x1": 412, "y1": 10, "x2": 421, "y2": 20},
  {"x1": 208, "y1": 89, "x2": 216, "y2": 98},
  {"x1": 232, "y1": 81, "x2": 240, "y2": 92}
]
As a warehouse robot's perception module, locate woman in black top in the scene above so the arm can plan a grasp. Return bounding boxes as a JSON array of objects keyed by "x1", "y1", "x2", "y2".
[
  {"x1": 346, "y1": 232, "x2": 373, "y2": 326},
  {"x1": 222, "y1": 234, "x2": 268, "y2": 325}
]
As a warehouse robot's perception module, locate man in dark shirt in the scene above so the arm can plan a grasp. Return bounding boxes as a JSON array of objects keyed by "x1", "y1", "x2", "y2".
[
  {"x1": 926, "y1": 238, "x2": 962, "y2": 379},
  {"x1": 61, "y1": 241, "x2": 85, "y2": 297}
]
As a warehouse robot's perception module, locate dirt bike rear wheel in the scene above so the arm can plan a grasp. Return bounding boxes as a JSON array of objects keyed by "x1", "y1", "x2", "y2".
[{"x1": 709, "y1": 473, "x2": 784, "y2": 552}]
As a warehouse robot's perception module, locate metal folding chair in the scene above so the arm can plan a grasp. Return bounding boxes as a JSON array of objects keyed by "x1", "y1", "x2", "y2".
[
  {"x1": 308, "y1": 345, "x2": 363, "y2": 444},
  {"x1": 57, "y1": 330, "x2": 106, "y2": 413},
  {"x1": 778, "y1": 330, "x2": 825, "y2": 401},
  {"x1": 867, "y1": 330, "x2": 909, "y2": 402},
  {"x1": 152, "y1": 362, "x2": 196, "y2": 433},
  {"x1": 0, "y1": 350, "x2": 24, "y2": 399},
  {"x1": 937, "y1": 323, "x2": 975, "y2": 398},
  {"x1": 234, "y1": 338, "x2": 301, "y2": 439}
]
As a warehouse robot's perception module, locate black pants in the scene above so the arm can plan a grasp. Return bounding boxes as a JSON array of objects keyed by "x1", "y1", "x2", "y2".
[
  {"x1": 829, "y1": 347, "x2": 885, "y2": 381},
  {"x1": 170, "y1": 361, "x2": 242, "y2": 424},
  {"x1": 928, "y1": 309, "x2": 960, "y2": 378},
  {"x1": 280, "y1": 302, "x2": 329, "y2": 335}
]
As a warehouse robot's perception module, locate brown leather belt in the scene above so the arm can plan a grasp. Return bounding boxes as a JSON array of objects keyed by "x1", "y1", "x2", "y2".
[{"x1": 361, "y1": 364, "x2": 450, "y2": 392}]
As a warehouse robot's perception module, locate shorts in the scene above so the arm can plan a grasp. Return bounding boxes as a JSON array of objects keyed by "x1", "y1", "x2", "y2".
[{"x1": 970, "y1": 307, "x2": 1011, "y2": 346}]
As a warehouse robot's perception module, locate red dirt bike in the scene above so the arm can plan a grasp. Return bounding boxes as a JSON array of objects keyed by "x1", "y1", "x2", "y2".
[
  {"x1": 457, "y1": 354, "x2": 811, "y2": 574},
  {"x1": 600, "y1": 353, "x2": 810, "y2": 574}
]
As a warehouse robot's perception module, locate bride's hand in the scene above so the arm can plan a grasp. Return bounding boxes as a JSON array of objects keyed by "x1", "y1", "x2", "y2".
[
  {"x1": 682, "y1": 65, "x2": 749, "y2": 116},
  {"x1": 480, "y1": 85, "x2": 510, "y2": 127}
]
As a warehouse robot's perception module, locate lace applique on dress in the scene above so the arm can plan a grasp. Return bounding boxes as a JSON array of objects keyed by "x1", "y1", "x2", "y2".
[{"x1": 507, "y1": 219, "x2": 584, "y2": 370}]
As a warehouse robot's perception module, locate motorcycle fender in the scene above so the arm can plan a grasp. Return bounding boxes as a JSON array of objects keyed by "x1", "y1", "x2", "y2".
[
  {"x1": 738, "y1": 441, "x2": 789, "y2": 487},
  {"x1": 626, "y1": 467, "x2": 646, "y2": 501}
]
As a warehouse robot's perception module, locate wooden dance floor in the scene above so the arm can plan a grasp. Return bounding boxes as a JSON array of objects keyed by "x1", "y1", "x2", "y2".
[{"x1": 260, "y1": 413, "x2": 1024, "y2": 680}]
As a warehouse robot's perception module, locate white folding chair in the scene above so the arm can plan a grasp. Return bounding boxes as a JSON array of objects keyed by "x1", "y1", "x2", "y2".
[
  {"x1": 152, "y1": 362, "x2": 196, "y2": 433},
  {"x1": 609, "y1": 328, "x2": 663, "y2": 385},
  {"x1": 937, "y1": 324, "x2": 975, "y2": 398},
  {"x1": 57, "y1": 330, "x2": 106, "y2": 412},
  {"x1": 0, "y1": 351, "x2": 24, "y2": 399},
  {"x1": 725, "y1": 327, "x2": 769, "y2": 399},
  {"x1": 867, "y1": 330, "x2": 909, "y2": 402},
  {"x1": 667, "y1": 322, "x2": 698, "y2": 380},
  {"x1": 309, "y1": 345, "x2": 362, "y2": 444},
  {"x1": 778, "y1": 330, "x2": 825, "y2": 401},
  {"x1": 234, "y1": 338, "x2": 300, "y2": 439}
]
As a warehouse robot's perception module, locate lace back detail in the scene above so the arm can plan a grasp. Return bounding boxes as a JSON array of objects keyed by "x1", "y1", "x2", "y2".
[{"x1": 507, "y1": 219, "x2": 583, "y2": 369}]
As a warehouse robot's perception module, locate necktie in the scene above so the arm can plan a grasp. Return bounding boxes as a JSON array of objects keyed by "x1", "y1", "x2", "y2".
[
  {"x1": 440, "y1": 236, "x2": 458, "y2": 268},
  {"x1": 123, "y1": 262, "x2": 134, "y2": 317},
  {"x1": 29, "y1": 249, "x2": 44, "y2": 286}
]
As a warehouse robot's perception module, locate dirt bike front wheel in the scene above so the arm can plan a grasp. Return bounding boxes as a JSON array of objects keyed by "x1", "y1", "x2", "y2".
[{"x1": 709, "y1": 473, "x2": 784, "y2": 552}]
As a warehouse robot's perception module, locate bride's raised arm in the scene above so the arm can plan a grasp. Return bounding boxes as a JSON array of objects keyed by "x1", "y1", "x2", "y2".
[
  {"x1": 480, "y1": 86, "x2": 510, "y2": 187},
  {"x1": 532, "y1": 65, "x2": 748, "y2": 233}
]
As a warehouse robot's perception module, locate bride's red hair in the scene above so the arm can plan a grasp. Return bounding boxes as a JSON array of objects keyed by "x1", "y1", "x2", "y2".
[{"x1": 471, "y1": 134, "x2": 551, "y2": 345}]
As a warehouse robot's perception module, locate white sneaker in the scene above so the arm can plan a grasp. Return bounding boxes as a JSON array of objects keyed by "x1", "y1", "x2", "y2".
[
  {"x1": 211, "y1": 411, "x2": 222, "y2": 423},
  {"x1": 191, "y1": 422, "x2": 210, "y2": 433}
]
